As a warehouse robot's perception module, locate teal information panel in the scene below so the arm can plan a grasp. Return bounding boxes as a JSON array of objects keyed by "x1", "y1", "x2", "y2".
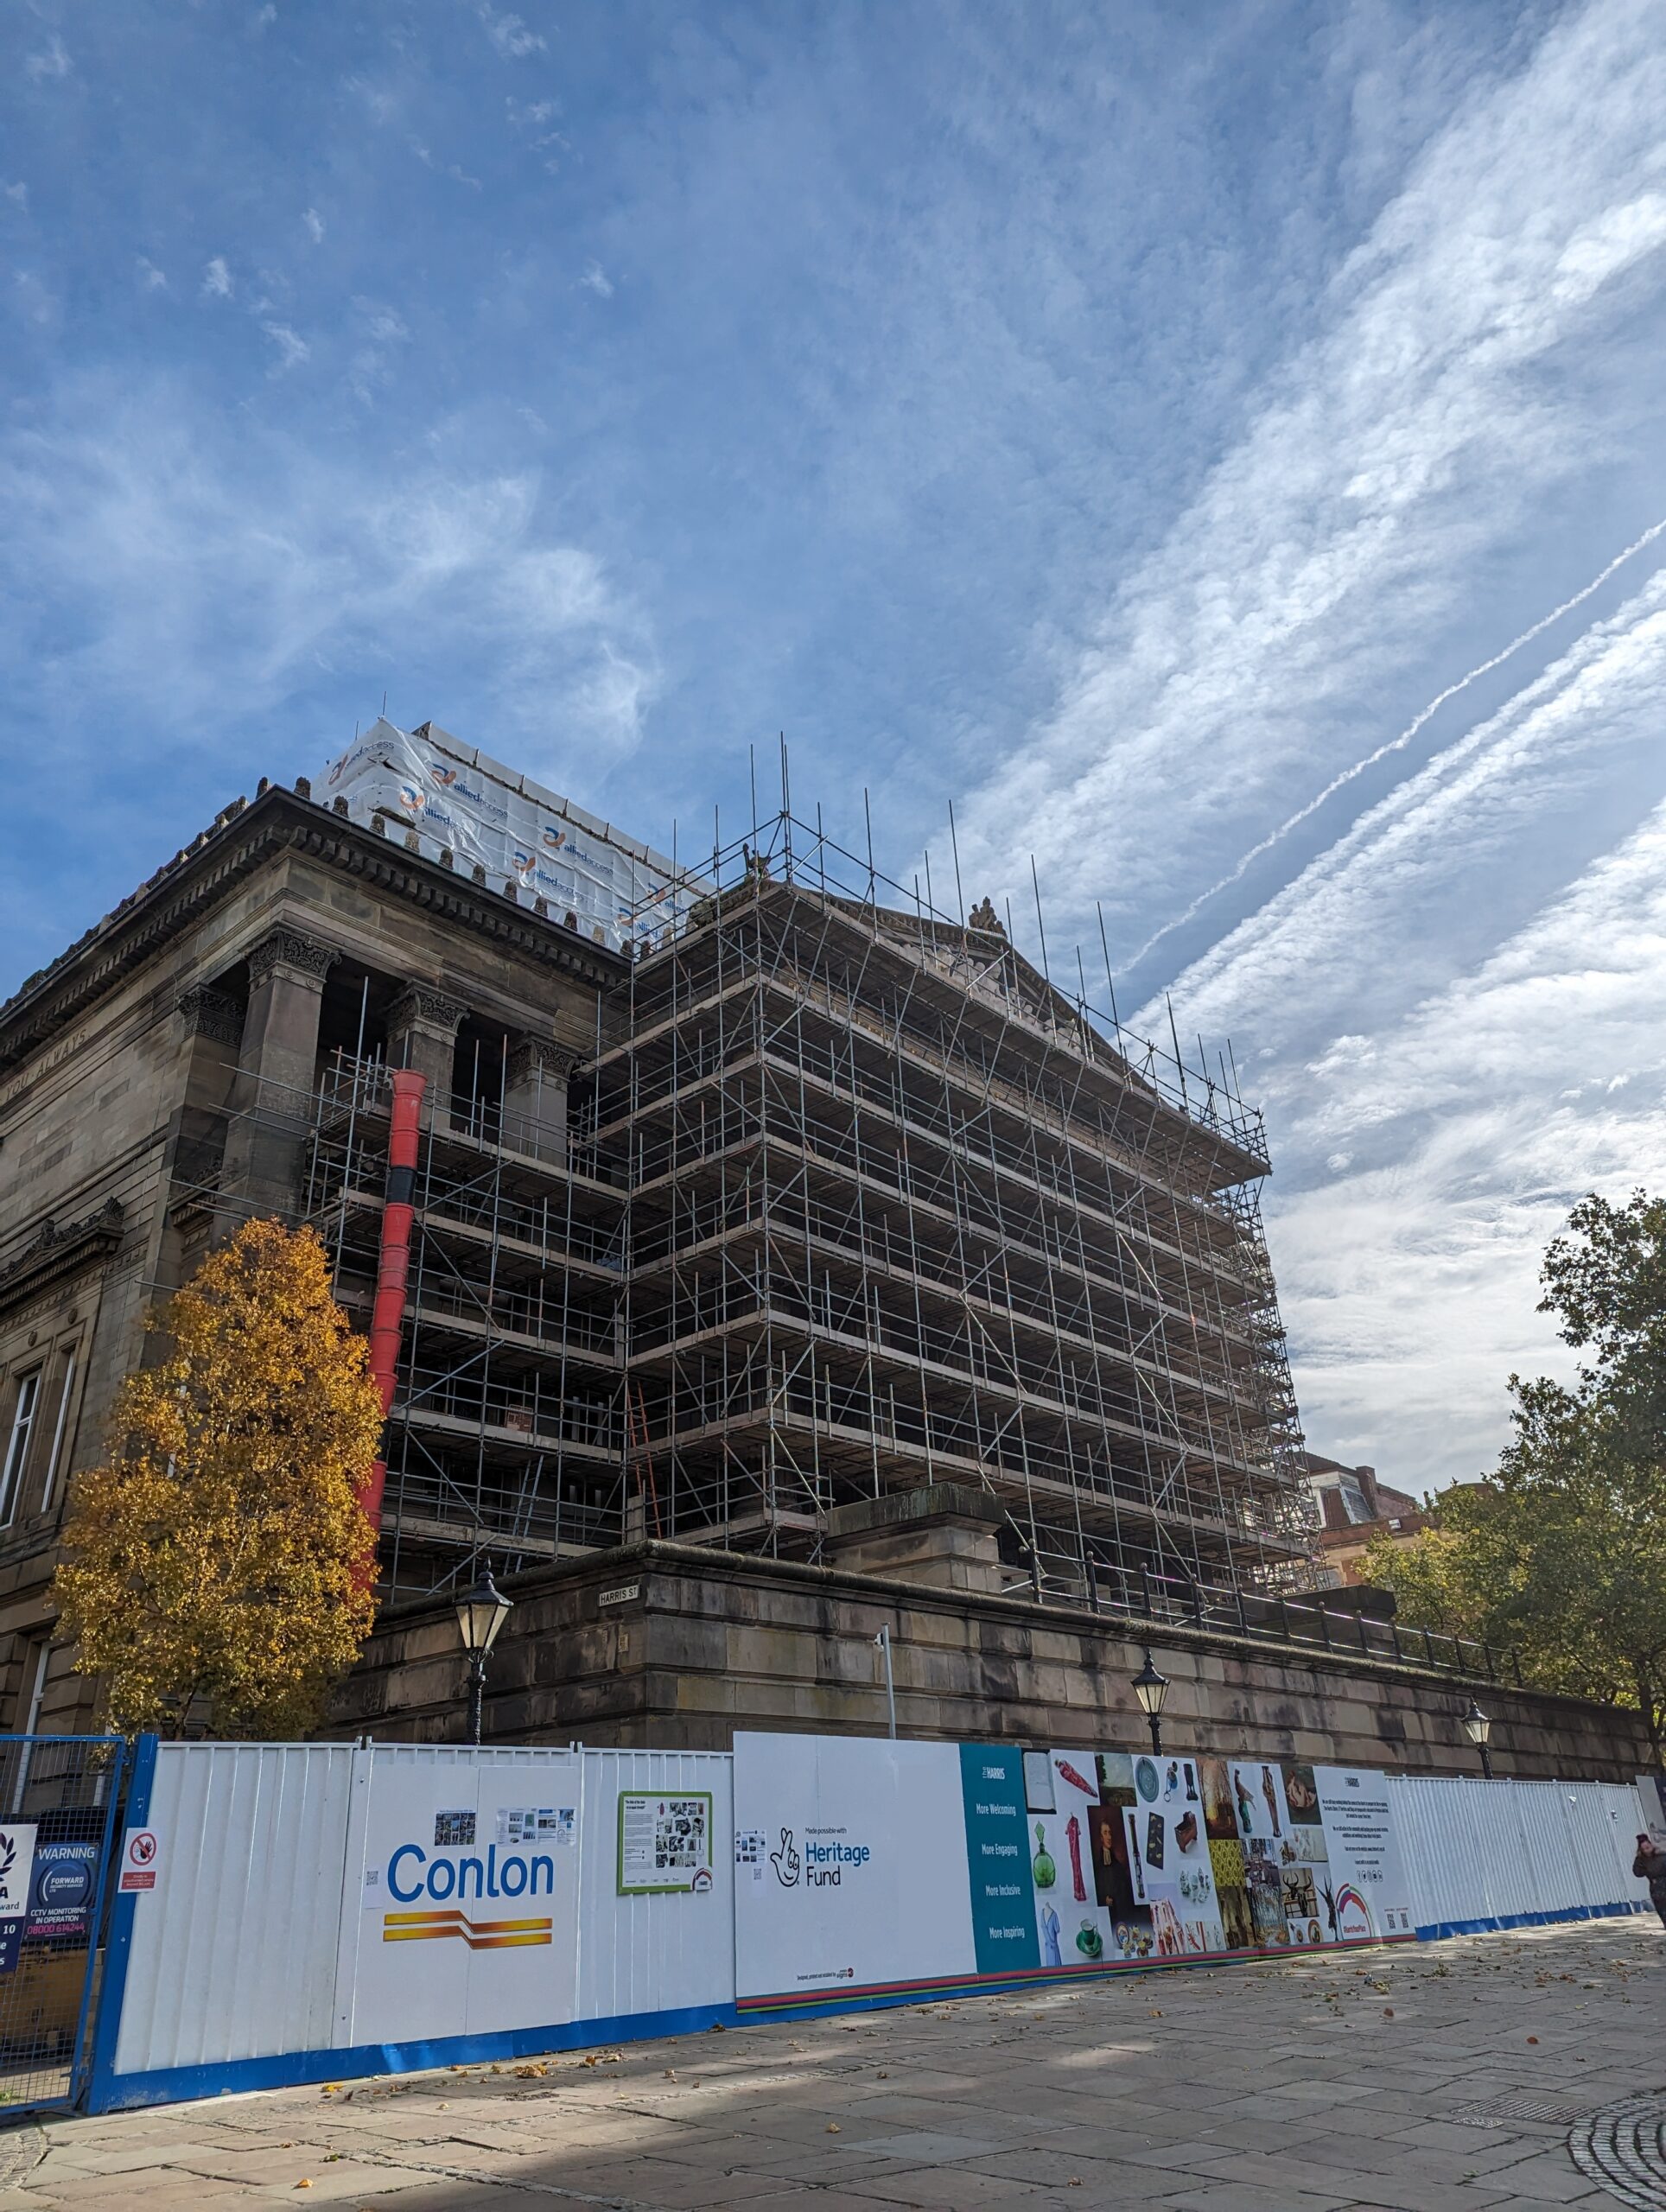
[{"x1": 958, "y1": 1744, "x2": 1040, "y2": 1973}]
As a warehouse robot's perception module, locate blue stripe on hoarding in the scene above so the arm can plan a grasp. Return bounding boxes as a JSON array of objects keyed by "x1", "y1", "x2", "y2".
[
  {"x1": 1415, "y1": 1903, "x2": 1643, "y2": 1942},
  {"x1": 86, "y1": 2002, "x2": 739, "y2": 2113},
  {"x1": 81, "y1": 1732, "x2": 158, "y2": 2114},
  {"x1": 91, "y1": 1936, "x2": 1428, "y2": 2112},
  {"x1": 111, "y1": 1953, "x2": 1358, "y2": 2110},
  {"x1": 69, "y1": 1734, "x2": 130, "y2": 2107}
]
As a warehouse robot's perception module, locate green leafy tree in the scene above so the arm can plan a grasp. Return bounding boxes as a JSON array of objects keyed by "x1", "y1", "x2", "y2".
[
  {"x1": 53, "y1": 1219, "x2": 384, "y2": 1738},
  {"x1": 1366, "y1": 1191, "x2": 1666, "y2": 1764}
]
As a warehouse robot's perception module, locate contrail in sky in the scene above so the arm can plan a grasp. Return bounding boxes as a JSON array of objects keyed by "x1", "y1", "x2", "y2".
[{"x1": 1123, "y1": 516, "x2": 1666, "y2": 972}]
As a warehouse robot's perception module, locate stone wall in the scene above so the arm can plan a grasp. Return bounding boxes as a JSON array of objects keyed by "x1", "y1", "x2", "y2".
[
  {"x1": 328, "y1": 1537, "x2": 1655, "y2": 1783},
  {"x1": 0, "y1": 785, "x2": 626, "y2": 1733}
]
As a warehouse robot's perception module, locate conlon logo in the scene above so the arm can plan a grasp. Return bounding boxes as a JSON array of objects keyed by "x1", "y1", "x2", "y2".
[
  {"x1": 380, "y1": 1841, "x2": 556, "y2": 1948},
  {"x1": 385, "y1": 1910, "x2": 550, "y2": 1951},
  {"x1": 386, "y1": 1841, "x2": 556, "y2": 1904}
]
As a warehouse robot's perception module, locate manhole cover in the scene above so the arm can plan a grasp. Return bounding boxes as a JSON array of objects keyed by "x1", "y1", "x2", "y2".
[{"x1": 1568, "y1": 2092, "x2": 1666, "y2": 2209}]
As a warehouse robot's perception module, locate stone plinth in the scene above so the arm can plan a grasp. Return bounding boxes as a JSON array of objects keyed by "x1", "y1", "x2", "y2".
[
  {"x1": 822, "y1": 1483, "x2": 1009, "y2": 1595},
  {"x1": 327, "y1": 1538, "x2": 1655, "y2": 1784}
]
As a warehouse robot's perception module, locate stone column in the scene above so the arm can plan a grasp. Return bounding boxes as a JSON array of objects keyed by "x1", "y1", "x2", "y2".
[
  {"x1": 218, "y1": 928, "x2": 339, "y2": 1224},
  {"x1": 501, "y1": 1037, "x2": 578, "y2": 1161},
  {"x1": 176, "y1": 986, "x2": 244, "y2": 1103},
  {"x1": 385, "y1": 987, "x2": 467, "y2": 1126}
]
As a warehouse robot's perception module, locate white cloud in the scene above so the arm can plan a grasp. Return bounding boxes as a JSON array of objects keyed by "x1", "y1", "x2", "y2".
[
  {"x1": 1126, "y1": 516, "x2": 1666, "y2": 975},
  {"x1": 1150, "y1": 570, "x2": 1666, "y2": 1054},
  {"x1": 10, "y1": 270, "x2": 57, "y2": 329},
  {"x1": 136, "y1": 257, "x2": 169, "y2": 293},
  {"x1": 302, "y1": 207, "x2": 325, "y2": 245},
  {"x1": 0, "y1": 374, "x2": 659, "y2": 773},
  {"x1": 260, "y1": 320, "x2": 309, "y2": 372},
  {"x1": 410, "y1": 140, "x2": 481, "y2": 191},
  {"x1": 578, "y1": 260, "x2": 614, "y2": 299},
  {"x1": 24, "y1": 36, "x2": 71, "y2": 83},
  {"x1": 345, "y1": 77, "x2": 396, "y2": 127},
  {"x1": 201, "y1": 257, "x2": 232, "y2": 299},
  {"x1": 347, "y1": 299, "x2": 410, "y2": 404},
  {"x1": 925, "y1": 0, "x2": 1666, "y2": 1495},
  {"x1": 3, "y1": 181, "x2": 27, "y2": 210},
  {"x1": 950, "y1": 0, "x2": 1666, "y2": 956},
  {"x1": 474, "y1": 3, "x2": 545, "y2": 60},
  {"x1": 1262, "y1": 801, "x2": 1666, "y2": 1489},
  {"x1": 1127, "y1": 569, "x2": 1666, "y2": 1489}
]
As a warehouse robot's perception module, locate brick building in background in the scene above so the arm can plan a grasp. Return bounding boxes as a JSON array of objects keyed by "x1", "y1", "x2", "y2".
[{"x1": 1305, "y1": 1450, "x2": 1428, "y2": 1586}]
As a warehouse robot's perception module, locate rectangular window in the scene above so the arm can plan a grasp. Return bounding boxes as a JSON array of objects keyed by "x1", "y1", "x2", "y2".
[
  {"x1": 17, "y1": 1640, "x2": 48, "y2": 1736},
  {"x1": 36, "y1": 1351, "x2": 77, "y2": 1516},
  {"x1": 0, "y1": 1372, "x2": 41, "y2": 1524}
]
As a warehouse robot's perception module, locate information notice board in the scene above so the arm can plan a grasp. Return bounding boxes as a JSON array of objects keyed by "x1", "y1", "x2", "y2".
[{"x1": 617, "y1": 1791, "x2": 714, "y2": 1895}]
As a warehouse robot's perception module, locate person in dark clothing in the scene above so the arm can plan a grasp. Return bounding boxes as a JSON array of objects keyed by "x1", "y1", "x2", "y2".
[{"x1": 1633, "y1": 1834, "x2": 1666, "y2": 1928}]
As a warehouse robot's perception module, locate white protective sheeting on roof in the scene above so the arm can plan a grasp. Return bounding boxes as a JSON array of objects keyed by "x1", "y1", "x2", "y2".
[{"x1": 322, "y1": 719, "x2": 697, "y2": 952}]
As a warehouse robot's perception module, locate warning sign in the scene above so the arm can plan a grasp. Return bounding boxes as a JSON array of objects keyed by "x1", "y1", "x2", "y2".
[{"x1": 118, "y1": 1827, "x2": 161, "y2": 1892}]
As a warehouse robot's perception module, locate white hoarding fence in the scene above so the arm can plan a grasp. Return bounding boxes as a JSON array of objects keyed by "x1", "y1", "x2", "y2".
[
  {"x1": 100, "y1": 1740, "x2": 737, "y2": 2104},
  {"x1": 111, "y1": 1742, "x2": 355, "y2": 2080},
  {"x1": 91, "y1": 1733, "x2": 1654, "y2": 2113},
  {"x1": 334, "y1": 1745, "x2": 585, "y2": 2050},
  {"x1": 729, "y1": 1738, "x2": 1423, "y2": 2022},
  {"x1": 734, "y1": 1733, "x2": 978, "y2": 2012},
  {"x1": 575, "y1": 1749, "x2": 734, "y2": 2028},
  {"x1": 322, "y1": 720, "x2": 698, "y2": 953},
  {"x1": 1389, "y1": 1775, "x2": 1649, "y2": 1936}
]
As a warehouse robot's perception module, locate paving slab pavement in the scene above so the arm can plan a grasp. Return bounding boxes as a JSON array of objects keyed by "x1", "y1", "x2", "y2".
[{"x1": 3, "y1": 1917, "x2": 1664, "y2": 2209}]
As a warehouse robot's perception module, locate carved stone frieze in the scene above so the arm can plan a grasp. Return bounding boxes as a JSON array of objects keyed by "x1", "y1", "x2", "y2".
[
  {"x1": 245, "y1": 929, "x2": 340, "y2": 991},
  {"x1": 386, "y1": 986, "x2": 468, "y2": 1039},
  {"x1": 176, "y1": 986, "x2": 244, "y2": 1046},
  {"x1": 504, "y1": 1036, "x2": 580, "y2": 1093},
  {"x1": 0, "y1": 1198, "x2": 124, "y2": 1320}
]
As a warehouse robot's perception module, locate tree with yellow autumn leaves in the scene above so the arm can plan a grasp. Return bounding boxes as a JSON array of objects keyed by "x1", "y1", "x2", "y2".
[{"x1": 54, "y1": 1219, "x2": 384, "y2": 1738}]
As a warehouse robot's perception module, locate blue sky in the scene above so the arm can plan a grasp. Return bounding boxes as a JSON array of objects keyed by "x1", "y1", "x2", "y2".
[{"x1": 4, "y1": 0, "x2": 1665, "y2": 1495}]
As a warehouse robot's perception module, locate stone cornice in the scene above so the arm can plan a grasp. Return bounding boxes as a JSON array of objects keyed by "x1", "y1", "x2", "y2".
[
  {"x1": 0, "y1": 1198, "x2": 124, "y2": 1320},
  {"x1": 0, "y1": 788, "x2": 630, "y2": 1080}
]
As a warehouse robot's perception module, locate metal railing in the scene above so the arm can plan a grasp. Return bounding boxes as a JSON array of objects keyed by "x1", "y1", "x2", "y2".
[{"x1": 1105, "y1": 1564, "x2": 1519, "y2": 1683}]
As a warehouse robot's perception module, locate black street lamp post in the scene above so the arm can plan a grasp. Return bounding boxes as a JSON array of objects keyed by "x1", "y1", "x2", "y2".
[
  {"x1": 1132, "y1": 1649, "x2": 1170, "y2": 1759},
  {"x1": 455, "y1": 1567, "x2": 513, "y2": 1745},
  {"x1": 1462, "y1": 1699, "x2": 1495, "y2": 1780}
]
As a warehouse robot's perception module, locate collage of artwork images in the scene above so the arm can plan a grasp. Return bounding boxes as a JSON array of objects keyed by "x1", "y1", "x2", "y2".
[{"x1": 1021, "y1": 1746, "x2": 1338, "y2": 1964}]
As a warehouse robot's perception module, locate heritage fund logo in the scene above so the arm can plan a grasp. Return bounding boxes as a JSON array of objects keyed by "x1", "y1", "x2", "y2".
[
  {"x1": 771, "y1": 1828, "x2": 801, "y2": 1886},
  {"x1": 772, "y1": 1825, "x2": 871, "y2": 1890}
]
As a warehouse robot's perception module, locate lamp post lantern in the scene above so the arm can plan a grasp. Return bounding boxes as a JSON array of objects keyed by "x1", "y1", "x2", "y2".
[
  {"x1": 1131, "y1": 1649, "x2": 1170, "y2": 1758},
  {"x1": 1462, "y1": 1699, "x2": 1494, "y2": 1780},
  {"x1": 455, "y1": 1567, "x2": 513, "y2": 1745}
]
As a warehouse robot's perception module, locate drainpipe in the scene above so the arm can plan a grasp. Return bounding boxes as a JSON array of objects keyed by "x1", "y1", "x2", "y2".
[{"x1": 358, "y1": 1067, "x2": 427, "y2": 1567}]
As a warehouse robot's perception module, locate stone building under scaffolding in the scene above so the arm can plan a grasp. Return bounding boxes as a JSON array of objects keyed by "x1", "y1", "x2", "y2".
[{"x1": 10, "y1": 724, "x2": 1550, "y2": 1767}]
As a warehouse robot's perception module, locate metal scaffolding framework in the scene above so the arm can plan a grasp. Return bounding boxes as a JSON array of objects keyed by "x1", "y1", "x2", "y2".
[
  {"x1": 298, "y1": 1053, "x2": 631, "y2": 1599},
  {"x1": 155, "y1": 792, "x2": 1325, "y2": 1619},
  {"x1": 595, "y1": 804, "x2": 1319, "y2": 1614}
]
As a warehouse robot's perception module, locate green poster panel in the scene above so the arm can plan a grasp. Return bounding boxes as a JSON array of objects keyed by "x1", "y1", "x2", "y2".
[{"x1": 958, "y1": 1744, "x2": 1040, "y2": 1973}]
